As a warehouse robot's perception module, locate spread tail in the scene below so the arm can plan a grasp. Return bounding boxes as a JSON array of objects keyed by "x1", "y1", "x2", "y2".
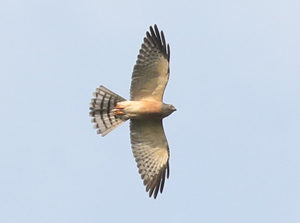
[{"x1": 89, "y1": 85, "x2": 127, "y2": 136}]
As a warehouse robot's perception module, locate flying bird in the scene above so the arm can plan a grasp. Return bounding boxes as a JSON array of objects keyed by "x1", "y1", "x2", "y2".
[{"x1": 89, "y1": 25, "x2": 176, "y2": 198}]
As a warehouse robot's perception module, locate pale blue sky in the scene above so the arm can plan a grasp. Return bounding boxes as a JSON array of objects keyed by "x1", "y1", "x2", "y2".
[{"x1": 1, "y1": 0, "x2": 300, "y2": 222}]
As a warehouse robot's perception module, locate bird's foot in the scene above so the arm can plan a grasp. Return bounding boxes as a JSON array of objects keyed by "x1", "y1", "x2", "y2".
[{"x1": 112, "y1": 108, "x2": 125, "y2": 115}]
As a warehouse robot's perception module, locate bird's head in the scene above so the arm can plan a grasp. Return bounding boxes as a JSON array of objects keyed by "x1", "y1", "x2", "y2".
[{"x1": 162, "y1": 103, "x2": 176, "y2": 117}]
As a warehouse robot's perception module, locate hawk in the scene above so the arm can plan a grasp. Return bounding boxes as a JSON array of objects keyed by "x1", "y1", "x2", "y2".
[{"x1": 89, "y1": 25, "x2": 176, "y2": 198}]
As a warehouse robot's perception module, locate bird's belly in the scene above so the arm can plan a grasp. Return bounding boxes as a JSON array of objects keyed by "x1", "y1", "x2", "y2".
[{"x1": 117, "y1": 100, "x2": 163, "y2": 119}]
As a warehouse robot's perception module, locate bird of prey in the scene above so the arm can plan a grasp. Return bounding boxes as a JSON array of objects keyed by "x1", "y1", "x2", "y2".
[{"x1": 89, "y1": 25, "x2": 176, "y2": 199}]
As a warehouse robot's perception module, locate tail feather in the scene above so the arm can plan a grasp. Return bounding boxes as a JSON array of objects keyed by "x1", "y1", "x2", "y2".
[{"x1": 89, "y1": 85, "x2": 127, "y2": 136}]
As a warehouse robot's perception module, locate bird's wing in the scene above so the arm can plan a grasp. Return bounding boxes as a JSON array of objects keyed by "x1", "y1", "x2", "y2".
[
  {"x1": 130, "y1": 119, "x2": 170, "y2": 198},
  {"x1": 130, "y1": 25, "x2": 170, "y2": 101}
]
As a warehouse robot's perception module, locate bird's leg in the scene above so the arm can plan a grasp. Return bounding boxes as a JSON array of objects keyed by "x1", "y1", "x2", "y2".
[
  {"x1": 112, "y1": 103, "x2": 125, "y2": 115},
  {"x1": 112, "y1": 109, "x2": 125, "y2": 115},
  {"x1": 114, "y1": 104, "x2": 125, "y2": 109}
]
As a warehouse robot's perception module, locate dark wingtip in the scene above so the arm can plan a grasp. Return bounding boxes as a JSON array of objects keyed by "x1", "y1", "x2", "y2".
[
  {"x1": 146, "y1": 24, "x2": 170, "y2": 61},
  {"x1": 145, "y1": 162, "x2": 170, "y2": 199}
]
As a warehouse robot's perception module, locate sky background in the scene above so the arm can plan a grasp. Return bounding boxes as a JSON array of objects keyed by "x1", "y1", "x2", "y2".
[{"x1": 1, "y1": 0, "x2": 300, "y2": 222}]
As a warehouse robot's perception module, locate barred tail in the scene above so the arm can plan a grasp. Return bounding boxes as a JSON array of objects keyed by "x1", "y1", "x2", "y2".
[{"x1": 89, "y1": 85, "x2": 127, "y2": 136}]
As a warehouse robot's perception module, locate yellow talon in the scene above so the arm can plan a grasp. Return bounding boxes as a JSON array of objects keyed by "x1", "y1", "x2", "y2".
[
  {"x1": 114, "y1": 104, "x2": 125, "y2": 109},
  {"x1": 112, "y1": 109, "x2": 125, "y2": 115}
]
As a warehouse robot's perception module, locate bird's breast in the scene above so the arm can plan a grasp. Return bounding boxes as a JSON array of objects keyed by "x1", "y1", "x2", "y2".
[{"x1": 117, "y1": 100, "x2": 163, "y2": 119}]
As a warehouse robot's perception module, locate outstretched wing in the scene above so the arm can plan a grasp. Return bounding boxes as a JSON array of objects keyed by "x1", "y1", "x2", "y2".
[
  {"x1": 130, "y1": 25, "x2": 170, "y2": 101},
  {"x1": 130, "y1": 119, "x2": 170, "y2": 198}
]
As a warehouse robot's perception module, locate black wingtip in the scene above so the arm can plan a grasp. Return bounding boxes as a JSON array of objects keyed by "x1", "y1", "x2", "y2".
[
  {"x1": 146, "y1": 24, "x2": 170, "y2": 61},
  {"x1": 145, "y1": 162, "x2": 170, "y2": 199}
]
